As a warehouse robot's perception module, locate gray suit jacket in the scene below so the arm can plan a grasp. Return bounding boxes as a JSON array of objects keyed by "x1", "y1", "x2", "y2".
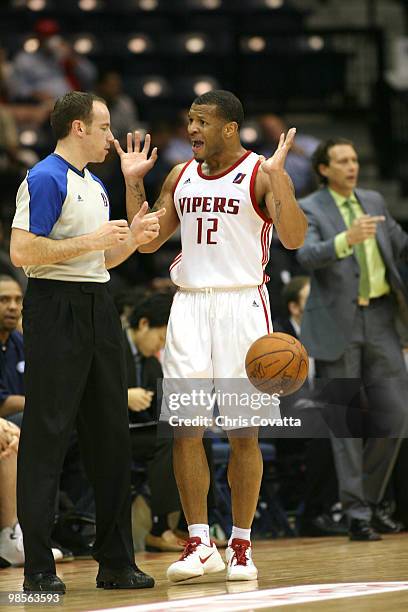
[{"x1": 297, "y1": 187, "x2": 408, "y2": 361}]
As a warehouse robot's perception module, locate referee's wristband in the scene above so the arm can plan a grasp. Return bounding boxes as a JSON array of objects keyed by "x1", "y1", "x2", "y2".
[{"x1": 334, "y1": 231, "x2": 353, "y2": 259}]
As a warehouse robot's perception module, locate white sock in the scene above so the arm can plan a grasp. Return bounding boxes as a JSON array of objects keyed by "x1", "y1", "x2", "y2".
[
  {"x1": 188, "y1": 523, "x2": 210, "y2": 546},
  {"x1": 229, "y1": 526, "x2": 251, "y2": 545}
]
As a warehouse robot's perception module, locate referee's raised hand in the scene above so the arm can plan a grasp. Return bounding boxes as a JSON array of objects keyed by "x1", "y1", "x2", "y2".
[{"x1": 129, "y1": 201, "x2": 166, "y2": 246}]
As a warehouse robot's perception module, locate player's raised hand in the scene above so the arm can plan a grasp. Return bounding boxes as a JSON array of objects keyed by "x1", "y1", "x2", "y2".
[
  {"x1": 113, "y1": 131, "x2": 158, "y2": 180},
  {"x1": 261, "y1": 127, "x2": 296, "y2": 175},
  {"x1": 130, "y1": 201, "x2": 166, "y2": 246}
]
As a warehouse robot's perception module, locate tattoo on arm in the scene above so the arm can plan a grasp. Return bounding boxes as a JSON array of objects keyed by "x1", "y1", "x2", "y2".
[
  {"x1": 287, "y1": 175, "x2": 295, "y2": 195},
  {"x1": 275, "y1": 200, "x2": 282, "y2": 224},
  {"x1": 152, "y1": 196, "x2": 165, "y2": 213},
  {"x1": 129, "y1": 182, "x2": 145, "y2": 202}
]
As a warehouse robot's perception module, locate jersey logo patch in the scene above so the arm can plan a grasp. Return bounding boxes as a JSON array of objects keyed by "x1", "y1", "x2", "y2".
[
  {"x1": 183, "y1": 178, "x2": 191, "y2": 185},
  {"x1": 233, "y1": 172, "x2": 246, "y2": 184},
  {"x1": 77, "y1": 194, "x2": 84, "y2": 202},
  {"x1": 100, "y1": 191, "x2": 109, "y2": 207}
]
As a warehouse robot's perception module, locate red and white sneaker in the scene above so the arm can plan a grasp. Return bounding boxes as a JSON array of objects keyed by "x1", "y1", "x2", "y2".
[
  {"x1": 167, "y1": 537, "x2": 225, "y2": 582},
  {"x1": 225, "y1": 538, "x2": 258, "y2": 581}
]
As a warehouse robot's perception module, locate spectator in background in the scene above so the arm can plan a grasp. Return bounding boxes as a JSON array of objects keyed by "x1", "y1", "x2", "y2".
[
  {"x1": 274, "y1": 275, "x2": 310, "y2": 338},
  {"x1": 125, "y1": 293, "x2": 182, "y2": 552},
  {"x1": 95, "y1": 71, "x2": 139, "y2": 143},
  {"x1": 0, "y1": 417, "x2": 22, "y2": 568},
  {"x1": 114, "y1": 286, "x2": 150, "y2": 328},
  {"x1": 0, "y1": 276, "x2": 24, "y2": 426},
  {"x1": 10, "y1": 19, "x2": 96, "y2": 102},
  {"x1": 91, "y1": 71, "x2": 140, "y2": 227},
  {"x1": 163, "y1": 109, "x2": 192, "y2": 168},
  {"x1": 258, "y1": 114, "x2": 319, "y2": 198},
  {"x1": 0, "y1": 222, "x2": 27, "y2": 292},
  {"x1": 297, "y1": 137, "x2": 408, "y2": 541}
]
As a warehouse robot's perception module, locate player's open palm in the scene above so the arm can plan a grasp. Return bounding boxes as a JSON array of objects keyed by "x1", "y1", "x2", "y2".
[
  {"x1": 114, "y1": 131, "x2": 158, "y2": 180},
  {"x1": 261, "y1": 127, "x2": 296, "y2": 175},
  {"x1": 130, "y1": 202, "x2": 166, "y2": 246}
]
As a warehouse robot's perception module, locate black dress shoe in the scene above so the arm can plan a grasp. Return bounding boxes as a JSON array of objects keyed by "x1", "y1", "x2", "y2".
[
  {"x1": 23, "y1": 573, "x2": 66, "y2": 593},
  {"x1": 349, "y1": 519, "x2": 382, "y2": 541},
  {"x1": 371, "y1": 507, "x2": 403, "y2": 534},
  {"x1": 96, "y1": 566, "x2": 154, "y2": 589},
  {"x1": 299, "y1": 514, "x2": 349, "y2": 537}
]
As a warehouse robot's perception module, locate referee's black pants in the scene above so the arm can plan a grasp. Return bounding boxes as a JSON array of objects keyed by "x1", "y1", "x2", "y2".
[{"x1": 17, "y1": 279, "x2": 135, "y2": 575}]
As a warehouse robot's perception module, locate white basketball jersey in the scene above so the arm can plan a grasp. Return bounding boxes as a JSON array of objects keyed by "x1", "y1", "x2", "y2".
[{"x1": 170, "y1": 151, "x2": 273, "y2": 289}]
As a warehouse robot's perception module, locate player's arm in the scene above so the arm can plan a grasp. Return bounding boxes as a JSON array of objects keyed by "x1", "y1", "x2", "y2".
[
  {"x1": 138, "y1": 165, "x2": 182, "y2": 253},
  {"x1": 257, "y1": 128, "x2": 308, "y2": 249}
]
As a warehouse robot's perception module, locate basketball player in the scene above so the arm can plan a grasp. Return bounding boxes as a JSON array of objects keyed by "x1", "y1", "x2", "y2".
[{"x1": 114, "y1": 90, "x2": 307, "y2": 581}]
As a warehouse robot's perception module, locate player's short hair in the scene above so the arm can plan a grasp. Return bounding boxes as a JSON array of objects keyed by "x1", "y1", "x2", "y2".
[
  {"x1": 282, "y1": 276, "x2": 310, "y2": 316},
  {"x1": 192, "y1": 90, "x2": 244, "y2": 128},
  {"x1": 50, "y1": 91, "x2": 106, "y2": 140},
  {"x1": 128, "y1": 292, "x2": 173, "y2": 330},
  {"x1": 312, "y1": 138, "x2": 356, "y2": 185}
]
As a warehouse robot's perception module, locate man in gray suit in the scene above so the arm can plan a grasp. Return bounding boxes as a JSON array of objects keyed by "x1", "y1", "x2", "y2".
[{"x1": 297, "y1": 138, "x2": 408, "y2": 541}]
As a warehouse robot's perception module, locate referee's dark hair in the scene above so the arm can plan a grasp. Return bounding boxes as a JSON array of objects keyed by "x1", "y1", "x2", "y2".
[
  {"x1": 50, "y1": 91, "x2": 106, "y2": 140},
  {"x1": 312, "y1": 138, "x2": 356, "y2": 185},
  {"x1": 128, "y1": 292, "x2": 173, "y2": 330},
  {"x1": 192, "y1": 90, "x2": 244, "y2": 128}
]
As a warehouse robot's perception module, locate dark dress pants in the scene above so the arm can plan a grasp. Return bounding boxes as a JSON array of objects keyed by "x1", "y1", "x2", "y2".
[
  {"x1": 315, "y1": 296, "x2": 408, "y2": 522},
  {"x1": 17, "y1": 279, "x2": 135, "y2": 575}
]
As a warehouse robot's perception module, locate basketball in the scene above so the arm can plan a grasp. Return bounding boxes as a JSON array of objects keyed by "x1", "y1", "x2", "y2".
[{"x1": 245, "y1": 332, "x2": 309, "y2": 396}]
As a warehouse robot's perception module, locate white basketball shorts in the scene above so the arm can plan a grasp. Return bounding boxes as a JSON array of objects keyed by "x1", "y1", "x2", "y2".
[{"x1": 161, "y1": 285, "x2": 281, "y2": 429}]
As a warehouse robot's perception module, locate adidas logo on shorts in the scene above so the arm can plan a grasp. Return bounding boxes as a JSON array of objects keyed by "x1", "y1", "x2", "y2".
[{"x1": 252, "y1": 300, "x2": 260, "y2": 307}]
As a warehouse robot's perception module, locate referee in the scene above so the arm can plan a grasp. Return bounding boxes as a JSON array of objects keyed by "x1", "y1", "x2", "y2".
[{"x1": 10, "y1": 92, "x2": 164, "y2": 593}]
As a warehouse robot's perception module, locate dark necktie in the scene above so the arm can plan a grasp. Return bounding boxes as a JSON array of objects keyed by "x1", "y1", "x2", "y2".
[{"x1": 134, "y1": 352, "x2": 143, "y2": 387}]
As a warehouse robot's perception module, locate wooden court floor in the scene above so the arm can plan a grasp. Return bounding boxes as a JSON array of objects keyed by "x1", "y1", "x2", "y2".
[{"x1": 1, "y1": 535, "x2": 408, "y2": 611}]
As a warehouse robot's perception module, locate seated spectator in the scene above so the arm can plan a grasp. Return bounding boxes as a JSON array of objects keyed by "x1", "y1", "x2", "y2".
[
  {"x1": 163, "y1": 109, "x2": 192, "y2": 167},
  {"x1": 10, "y1": 19, "x2": 96, "y2": 102},
  {"x1": 274, "y1": 275, "x2": 310, "y2": 338},
  {"x1": 113, "y1": 286, "x2": 150, "y2": 328},
  {"x1": 258, "y1": 114, "x2": 319, "y2": 198},
  {"x1": 95, "y1": 71, "x2": 139, "y2": 143},
  {"x1": 0, "y1": 276, "x2": 24, "y2": 426},
  {"x1": 124, "y1": 292, "x2": 182, "y2": 551},
  {"x1": 0, "y1": 417, "x2": 23, "y2": 567}
]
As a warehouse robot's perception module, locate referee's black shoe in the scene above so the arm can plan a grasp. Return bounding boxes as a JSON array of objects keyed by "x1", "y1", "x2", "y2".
[
  {"x1": 23, "y1": 573, "x2": 66, "y2": 593},
  {"x1": 96, "y1": 565, "x2": 155, "y2": 589}
]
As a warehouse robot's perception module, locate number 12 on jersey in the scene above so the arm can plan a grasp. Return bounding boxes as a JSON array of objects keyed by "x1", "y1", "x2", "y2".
[{"x1": 197, "y1": 217, "x2": 218, "y2": 244}]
